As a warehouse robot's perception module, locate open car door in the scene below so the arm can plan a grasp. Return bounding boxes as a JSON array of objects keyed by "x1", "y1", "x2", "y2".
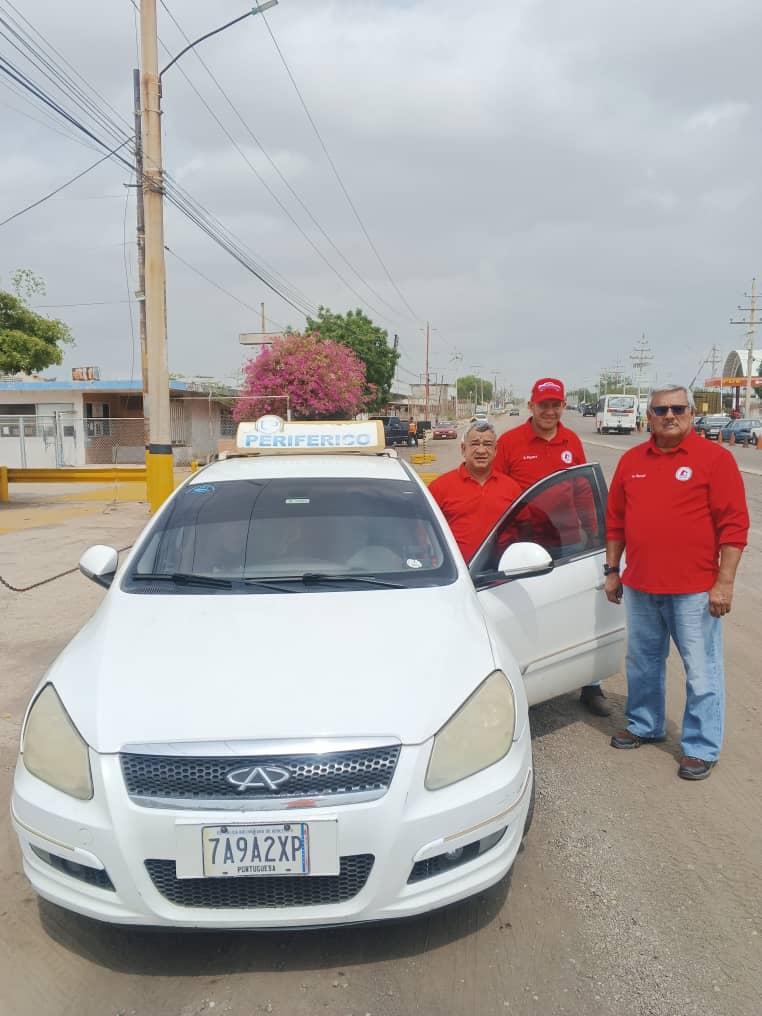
[{"x1": 470, "y1": 464, "x2": 625, "y2": 706}]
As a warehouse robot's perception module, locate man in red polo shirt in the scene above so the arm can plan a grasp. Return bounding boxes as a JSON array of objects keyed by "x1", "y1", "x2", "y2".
[
  {"x1": 494, "y1": 377, "x2": 609, "y2": 716},
  {"x1": 604, "y1": 384, "x2": 749, "y2": 780},
  {"x1": 429, "y1": 421, "x2": 521, "y2": 563},
  {"x1": 494, "y1": 377, "x2": 586, "y2": 483}
]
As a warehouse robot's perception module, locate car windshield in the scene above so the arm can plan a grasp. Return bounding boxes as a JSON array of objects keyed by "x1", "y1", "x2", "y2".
[
  {"x1": 608, "y1": 397, "x2": 635, "y2": 409},
  {"x1": 706, "y1": 416, "x2": 729, "y2": 424},
  {"x1": 124, "y1": 476, "x2": 457, "y2": 594}
]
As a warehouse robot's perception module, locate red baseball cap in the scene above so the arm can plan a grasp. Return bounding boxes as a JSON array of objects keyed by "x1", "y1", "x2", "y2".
[{"x1": 530, "y1": 377, "x2": 565, "y2": 402}]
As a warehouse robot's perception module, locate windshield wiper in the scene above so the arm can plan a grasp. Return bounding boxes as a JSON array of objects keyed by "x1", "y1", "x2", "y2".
[
  {"x1": 301, "y1": 572, "x2": 406, "y2": 589},
  {"x1": 241, "y1": 578, "x2": 298, "y2": 593},
  {"x1": 131, "y1": 572, "x2": 233, "y2": 589}
]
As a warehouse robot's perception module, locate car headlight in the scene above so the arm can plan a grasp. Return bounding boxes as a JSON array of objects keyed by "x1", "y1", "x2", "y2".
[
  {"x1": 22, "y1": 685, "x2": 93, "y2": 800},
  {"x1": 425, "y1": 670, "x2": 516, "y2": 791}
]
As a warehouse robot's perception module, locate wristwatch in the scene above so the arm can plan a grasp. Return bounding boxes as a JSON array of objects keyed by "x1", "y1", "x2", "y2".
[{"x1": 603, "y1": 564, "x2": 620, "y2": 576}]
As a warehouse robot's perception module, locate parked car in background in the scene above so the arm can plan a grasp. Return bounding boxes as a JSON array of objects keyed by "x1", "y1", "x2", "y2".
[
  {"x1": 370, "y1": 416, "x2": 412, "y2": 447},
  {"x1": 509, "y1": 408, "x2": 520, "y2": 417},
  {"x1": 697, "y1": 414, "x2": 731, "y2": 440},
  {"x1": 432, "y1": 421, "x2": 458, "y2": 440},
  {"x1": 693, "y1": 415, "x2": 705, "y2": 432},
  {"x1": 719, "y1": 418, "x2": 762, "y2": 446},
  {"x1": 581, "y1": 404, "x2": 596, "y2": 417}
]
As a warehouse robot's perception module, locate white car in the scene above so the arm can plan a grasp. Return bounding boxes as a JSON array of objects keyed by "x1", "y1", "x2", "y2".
[{"x1": 11, "y1": 417, "x2": 624, "y2": 929}]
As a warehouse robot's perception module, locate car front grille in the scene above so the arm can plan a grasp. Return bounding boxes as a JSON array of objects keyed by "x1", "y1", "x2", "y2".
[
  {"x1": 144, "y1": 855, "x2": 374, "y2": 909},
  {"x1": 120, "y1": 745, "x2": 400, "y2": 806}
]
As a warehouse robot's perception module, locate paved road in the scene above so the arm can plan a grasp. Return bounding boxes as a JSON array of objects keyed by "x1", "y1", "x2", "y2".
[{"x1": 0, "y1": 418, "x2": 759, "y2": 1016}]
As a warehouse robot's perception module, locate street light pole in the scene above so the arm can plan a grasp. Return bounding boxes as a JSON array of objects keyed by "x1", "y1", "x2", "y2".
[
  {"x1": 140, "y1": 0, "x2": 172, "y2": 511},
  {"x1": 138, "y1": 1, "x2": 279, "y2": 511}
]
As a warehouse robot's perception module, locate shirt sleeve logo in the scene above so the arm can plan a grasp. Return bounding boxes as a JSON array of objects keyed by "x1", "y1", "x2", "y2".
[
  {"x1": 675, "y1": 466, "x2": 693, "y2": 482},
  {"x1": 561, "y1": 450, "x2": 573, "y2": 464}
]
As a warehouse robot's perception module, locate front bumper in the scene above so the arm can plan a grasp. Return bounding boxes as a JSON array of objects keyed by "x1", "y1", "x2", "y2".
[{"x1": 12, "y1": 724, "x2": 532, "y2": 928}]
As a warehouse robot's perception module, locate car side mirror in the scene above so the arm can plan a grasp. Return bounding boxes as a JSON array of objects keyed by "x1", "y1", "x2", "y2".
[
  {"x1": 496, "y1": 542, "x2": 553, "y2": 578},
  {"x1": 79, "y1": 545, "x2": 119, "y2": 588}
]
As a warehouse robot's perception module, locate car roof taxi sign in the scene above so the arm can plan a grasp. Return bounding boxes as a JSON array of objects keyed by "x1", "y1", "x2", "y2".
[{"x1": 235, "y1": 416, "x2": 385, "y2": 454}]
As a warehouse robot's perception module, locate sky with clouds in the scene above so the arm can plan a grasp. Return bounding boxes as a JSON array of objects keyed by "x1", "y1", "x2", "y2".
[{"x1": 1, "y1": 0, "x2": 761, "y2": 398}]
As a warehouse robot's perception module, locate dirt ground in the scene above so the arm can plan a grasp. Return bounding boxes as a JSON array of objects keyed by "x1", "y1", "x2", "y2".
[{"x1": 0, "y1": 420, "x2": 759, "y2": 1016}]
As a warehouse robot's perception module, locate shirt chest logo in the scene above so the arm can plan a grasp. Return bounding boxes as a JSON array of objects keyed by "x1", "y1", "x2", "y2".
[
  {"x1": 675, "y1": 466, "x2": 693, "y2": 482},
  {"x1": 522, "y1": 454, "x2": 539, "y2": 461},
  {"x1": 561, "y1": 450, "x2": 573, "y2": 465}
]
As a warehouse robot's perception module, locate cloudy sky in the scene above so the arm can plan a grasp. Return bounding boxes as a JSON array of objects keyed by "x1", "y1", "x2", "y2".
[{"x1": 2, "y1": 0, "x2": 761, "y2": 398}]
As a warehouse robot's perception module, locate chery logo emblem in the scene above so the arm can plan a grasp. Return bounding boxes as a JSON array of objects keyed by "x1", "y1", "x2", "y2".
[{"x1": 226, "y1": 764, "x2": 291, "y2": 792}]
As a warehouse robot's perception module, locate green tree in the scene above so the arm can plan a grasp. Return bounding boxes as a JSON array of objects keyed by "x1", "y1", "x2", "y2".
[
  {"x1": 305, "y1": 307, "x2": 398, "y2": 412},
  {"x1": 456, "y1": 374, "x2": 493, "y2": 403},
  {"x1": 0, "y1": 271, "x2": 74, "y2": 374}
]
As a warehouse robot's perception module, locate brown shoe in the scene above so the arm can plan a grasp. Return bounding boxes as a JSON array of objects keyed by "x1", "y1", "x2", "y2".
[
  {"x1": 580, "y1": 685, "x2": 611, "y2": 717},
  {"x1": 678, "y1": 757, "x2": 717, "y2": 781},
  {"x1": 610, "y1": 730, "x2": 666, "y2": 749}
]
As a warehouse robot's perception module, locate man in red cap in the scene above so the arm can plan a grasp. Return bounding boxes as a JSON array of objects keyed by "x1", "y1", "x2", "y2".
[{"x1": 494, "y1": 377, "x2": 609, "y2": 716}]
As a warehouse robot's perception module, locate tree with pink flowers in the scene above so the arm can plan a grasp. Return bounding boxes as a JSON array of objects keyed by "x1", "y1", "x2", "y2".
[{"x1": 234, "y1": 331, "x2": 376, "y2": 422}]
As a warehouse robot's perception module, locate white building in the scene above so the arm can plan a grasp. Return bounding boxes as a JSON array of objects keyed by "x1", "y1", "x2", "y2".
[{"x1": 0, "y1": 378, "x2": 237, "y2": 468}]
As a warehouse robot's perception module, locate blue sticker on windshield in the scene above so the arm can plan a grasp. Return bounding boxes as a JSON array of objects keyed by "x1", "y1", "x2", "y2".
[{"x1": 189, "y1": 484, "x2": 215, "y2": 494}]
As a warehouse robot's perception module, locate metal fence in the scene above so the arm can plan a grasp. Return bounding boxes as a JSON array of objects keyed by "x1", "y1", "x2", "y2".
[{"x1": 0, "y1": 414, "x2": 151, "y2": 468}]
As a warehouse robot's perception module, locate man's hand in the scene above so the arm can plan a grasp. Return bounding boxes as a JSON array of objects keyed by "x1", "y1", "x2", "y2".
[
  {"x1": 604, "y1": 573, "x2": 623, "y2": 605},
  {"x1": 709, "y1": 579, "x2": 734, "y2": 617}
]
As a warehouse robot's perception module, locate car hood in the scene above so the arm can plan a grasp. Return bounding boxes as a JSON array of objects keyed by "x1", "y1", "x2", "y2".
[{"x1": 46, "y1": 584, "x2": 498, "y2": 752}]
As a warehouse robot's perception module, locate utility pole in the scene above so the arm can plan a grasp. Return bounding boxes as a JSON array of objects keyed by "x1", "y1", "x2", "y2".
[
  {"x1": 138, "y1": 1, "x2": 278, "y2": 511},
  {"x1": 139, "y1": 0, "x2": 173, "y2": 511},
  {"x1": 629, "y1": 332, "x2": 654, "y2": 406},
  {"x1": 423, "y1": 322, "x2": 431, "y2": 422},
  {"x1": 132, "y1": 68, "x2": 149, "y2": 447},
  {"x1": 731, "y1": 277, "x2": 758, "y2": 417}
]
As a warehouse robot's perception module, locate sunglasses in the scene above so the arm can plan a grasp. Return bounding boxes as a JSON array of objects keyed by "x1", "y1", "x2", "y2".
[{"x1": 651, "y1": 405, "x2": 690, "y2": 417}]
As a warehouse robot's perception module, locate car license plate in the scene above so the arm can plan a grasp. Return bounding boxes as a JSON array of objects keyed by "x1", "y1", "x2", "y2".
[{"x1": 201, "y1": 822, "x2": 309, "y2": 877}]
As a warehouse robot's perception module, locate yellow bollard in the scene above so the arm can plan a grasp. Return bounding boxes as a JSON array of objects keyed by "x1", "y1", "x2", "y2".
[
  {"x1": 190, "y1": 460, "x2": 199, "y2": 473},
  {"x1": 146, "y1": 445, "x2": 174, "y2": 513},
  {"x1": 0, "y1": 465, "x2": 8, "y2": 503}
]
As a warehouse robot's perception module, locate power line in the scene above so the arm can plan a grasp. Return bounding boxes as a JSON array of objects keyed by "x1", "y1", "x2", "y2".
[
  {"x1": 158, "y1": 0, "x2": 410, "y2": 329},
  {"x1": 154, "y1": 1, "x2": 402, "y2": 328},
  {"x1": 0, "y1": 139, "x2": 130, "y2": 228},
  {"x1": 0, "y1": 8, "x2": 321, "y2": 320},
  {"x1": 165, "y1": 244, "x2": 285, "y2": 329},
  {"x1": 260, "y1": 10, "x2": 421, "y2": 322}
]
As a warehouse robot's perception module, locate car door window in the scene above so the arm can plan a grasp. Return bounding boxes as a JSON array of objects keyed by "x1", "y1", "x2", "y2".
[{"x1": 470, "y1": 464, "x2": 606, "y2": 575}]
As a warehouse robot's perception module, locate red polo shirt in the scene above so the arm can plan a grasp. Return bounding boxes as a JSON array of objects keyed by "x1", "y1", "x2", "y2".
[
  {"x1": 429, "y1": 465, "x2": 522, "y2": 562},
  {"x1": 494, "y1": 419, "x2": 587, "y2": 490},
  {"x1": 606, "y1": 430, "x2": 749, "y2": 594}
]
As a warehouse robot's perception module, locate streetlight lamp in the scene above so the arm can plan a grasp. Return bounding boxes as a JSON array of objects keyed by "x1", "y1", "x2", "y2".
[{"x1": 139, "y1": 1, "x2": 278, "y2": 511}]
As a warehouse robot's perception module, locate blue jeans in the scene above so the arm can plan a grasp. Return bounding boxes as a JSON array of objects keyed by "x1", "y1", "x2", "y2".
[{"x1": 624, "y1": 588, "x2": 724, "y2": 761}]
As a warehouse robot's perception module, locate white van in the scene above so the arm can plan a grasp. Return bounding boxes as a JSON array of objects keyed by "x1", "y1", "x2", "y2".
[{"x1": 596, "y1": 395, "x2": 637, "y2": 435}]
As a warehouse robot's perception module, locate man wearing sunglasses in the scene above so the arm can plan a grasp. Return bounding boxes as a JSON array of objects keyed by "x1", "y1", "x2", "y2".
[
  {"x1": 604, "y1": 384, "x2": 749, "y2": 780},
  {"x1": 493, "y1": 377, "x2": 609, "y2": 716},
  {"x1": 429, "y1": 421, "x2": 522, "y2": 563}
]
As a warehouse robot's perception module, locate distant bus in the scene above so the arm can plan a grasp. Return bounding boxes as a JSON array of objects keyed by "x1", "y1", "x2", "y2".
[{"x1": 596, "y1": 395, "x2": 637, "y2": 435}]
